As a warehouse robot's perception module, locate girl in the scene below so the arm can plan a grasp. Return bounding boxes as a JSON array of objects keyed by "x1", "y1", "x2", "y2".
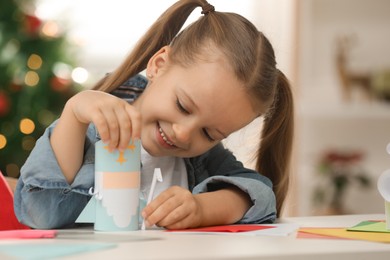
[{"x1": 14, "y1": 0, "x2": 294, "y2": 229}]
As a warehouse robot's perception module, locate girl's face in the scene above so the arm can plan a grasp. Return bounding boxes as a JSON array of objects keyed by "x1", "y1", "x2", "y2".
[{"x1": 133, "y1": 47, "x2": 258, "y2": 158}]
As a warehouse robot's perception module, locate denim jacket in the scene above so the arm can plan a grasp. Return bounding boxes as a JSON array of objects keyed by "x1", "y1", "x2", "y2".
[{"x1": 14, "y1": 76, "x2": 276, "y2": 229}]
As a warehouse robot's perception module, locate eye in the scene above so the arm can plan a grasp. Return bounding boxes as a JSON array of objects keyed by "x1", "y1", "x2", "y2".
[
  {"x1": 176, "y1": 98, "x2": 190, "y2": 114},
  {"x1": 203, "y1": 128, "x2": 215, "y2": 142}
]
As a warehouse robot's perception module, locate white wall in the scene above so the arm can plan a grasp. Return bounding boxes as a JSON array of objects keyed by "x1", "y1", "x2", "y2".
[
  {"x1": 298, "y1": 0, "x2": 390, "y2": 106},
  {"x1": 297, "y1": 0, "x2": 390, "y2": 216},
  {"x1": 38, "y1": 0, "x2": 293, "y2": 86}
]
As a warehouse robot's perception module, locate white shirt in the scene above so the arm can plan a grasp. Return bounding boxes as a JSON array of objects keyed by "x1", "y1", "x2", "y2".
[{"x1": 140, "y1": 145, "x2": 188, "y2": 202}]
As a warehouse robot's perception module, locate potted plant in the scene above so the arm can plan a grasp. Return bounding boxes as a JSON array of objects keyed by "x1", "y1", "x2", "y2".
[{"x1": 312, "y1": 149, "x2": 371, "y2": 215}]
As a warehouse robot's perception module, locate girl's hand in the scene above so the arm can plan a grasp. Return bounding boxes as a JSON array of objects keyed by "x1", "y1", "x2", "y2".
[
  {"x1": 142, "y1": 186, "x2": 204, "y2": 229},
  {"x1": 69, "y1": 90, "x2": 141, "y2": 151}
]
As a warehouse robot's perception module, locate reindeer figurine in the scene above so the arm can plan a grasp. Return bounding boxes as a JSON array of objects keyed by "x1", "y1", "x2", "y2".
[{"x1": 335, "y1": 35, "x2": 372, "y2": 102}]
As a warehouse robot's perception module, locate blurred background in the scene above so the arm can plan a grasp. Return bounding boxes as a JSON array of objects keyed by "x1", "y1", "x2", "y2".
[{"x1": 1, "y1": 0, "x2": 389, "y2": 217}]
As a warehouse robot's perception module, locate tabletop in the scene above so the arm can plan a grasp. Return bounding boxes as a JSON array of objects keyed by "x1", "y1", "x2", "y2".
[{"x1": 1, "y1": 214, "x2": 390, "y2": 260}]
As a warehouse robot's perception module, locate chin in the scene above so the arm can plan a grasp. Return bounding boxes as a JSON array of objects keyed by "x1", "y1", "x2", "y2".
[
  {"x1": 141, "y1": 141, "x2": 157, "y2": 156},
  {"x1": 141, "y1": 140, "x2": 165, "y2": 157}
]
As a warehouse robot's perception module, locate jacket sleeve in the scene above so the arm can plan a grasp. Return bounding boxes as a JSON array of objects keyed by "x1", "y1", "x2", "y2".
[
  {"x1": 190, "y1": 143, "x2": 276, "y2": 224},
  {"x1": 14, "y1": 121, "x2": 97, "y2": 229}
]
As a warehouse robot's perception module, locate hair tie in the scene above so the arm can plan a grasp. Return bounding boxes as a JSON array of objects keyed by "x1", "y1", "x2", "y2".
[{"x1": 201, "y1": 3, "x2": 215, "y2": 15}]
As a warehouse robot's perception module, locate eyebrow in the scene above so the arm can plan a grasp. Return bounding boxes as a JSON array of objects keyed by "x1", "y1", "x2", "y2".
[{"x1": 180, "y1": 89, "x2": 228, "y2": 139}]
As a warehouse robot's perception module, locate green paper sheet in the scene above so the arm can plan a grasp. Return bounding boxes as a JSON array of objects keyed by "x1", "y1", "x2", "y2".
[{"x1": 348, "y1": 221, "x2": 390, "y2": 233}]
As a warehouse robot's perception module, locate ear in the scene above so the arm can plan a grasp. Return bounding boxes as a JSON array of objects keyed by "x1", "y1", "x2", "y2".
[{"x1": 146, "y1": 46, "x2": 171, "y2": 79}]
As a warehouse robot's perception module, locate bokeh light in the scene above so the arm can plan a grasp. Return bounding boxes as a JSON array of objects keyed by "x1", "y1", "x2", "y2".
[
  {"x1": 53, "y1": 62, "x2": 72, "y2": 79},
  {"x1": 41, "y1": 21, "x2": 60, "y2": 38},
  {"x1": 27, "y1": 54, "x2": 43, "y2": 70},
  {"x1": 71, "y1": 67, "x2": 89, "y2": 84},
  {"x1": 1, "y1": 38, "x2": 20, "y2": 61},
  {"x1": 19, "y1": 118, "x2": 35, "y2": 134},
  {"x1": 24, "y1": 71, "x2": 40, "y2": 86},
  {"x1": 0, "y1": 134, "x2": 7, "y2": 149}
]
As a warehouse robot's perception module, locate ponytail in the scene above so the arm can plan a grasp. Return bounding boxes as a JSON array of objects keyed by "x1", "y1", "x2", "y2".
[
  {"x1": 255, "y1": 70, "x2": 294, "y2": 217},
  {"x1": 92, "y1": 0, "x2": 209, "y2": 92}
]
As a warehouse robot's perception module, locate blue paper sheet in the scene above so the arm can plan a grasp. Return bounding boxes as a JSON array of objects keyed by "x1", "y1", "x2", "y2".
[{"x1": 0, "y1": 243, "x2": 116, "y2": 260}]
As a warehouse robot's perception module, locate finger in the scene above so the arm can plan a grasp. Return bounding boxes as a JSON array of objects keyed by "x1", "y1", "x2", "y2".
[
  {"x1": 156, "y1": 204, "x2": 190, "y2": 228},
  {"x1": 143, "y1": 192, "x2": 178, "y2": 227},
  {"x1": 91, "y1": 110, "x2": 110, "y2": 143},
  {"x1": 113, "y1": 105, "x2": 132, "y2": 152},
  {"x1": 143, "y1": 187, "x2": 175, "y2": 216},
  {"x1": 101, "y1": 107, "x2": 120, "y2": 150},
  {"x1": 125, "y1": 105, "x2": 141, "y2": 140}
]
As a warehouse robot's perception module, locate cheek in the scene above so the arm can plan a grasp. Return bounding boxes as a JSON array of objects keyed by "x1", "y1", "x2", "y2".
[
  {"x1": 141, "y1": 108, "x2": 175, "y2": 127},
  {"x1": 140, "y1": 95, "x2": 173, "y2": 122},
  {"x1": 186, "y1": 142, "x2": 217, "y2": 157}
]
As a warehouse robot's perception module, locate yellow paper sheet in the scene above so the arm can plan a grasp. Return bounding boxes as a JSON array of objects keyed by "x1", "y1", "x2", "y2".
[{"x1": 299, "y1": 228, "x2": 390, "y2": 243}]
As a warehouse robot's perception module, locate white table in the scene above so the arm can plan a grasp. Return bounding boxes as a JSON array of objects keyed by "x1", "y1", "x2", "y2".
[{"x1": 1, "y1": 214, "x2": 390, "y2": 259}]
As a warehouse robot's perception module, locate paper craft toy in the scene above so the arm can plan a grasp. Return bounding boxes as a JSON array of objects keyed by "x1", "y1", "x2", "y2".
[
  {"x1": 76, "y1": 140, "x2": 141, "y2": 231},
  {"x1": 0, "y1": 172, "x2": 30, "y2": 230},
  {"x1": 141, "y1": 168, "x2": 163, "y2": 230},
  {"x1": 377, "y1": 169, "x2": 390, "y2": 230}
]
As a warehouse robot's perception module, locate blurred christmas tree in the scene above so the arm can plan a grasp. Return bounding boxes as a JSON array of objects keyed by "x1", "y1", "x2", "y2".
[{"x1": 0, "y1": 0, "x2": 81, "y2": 178}]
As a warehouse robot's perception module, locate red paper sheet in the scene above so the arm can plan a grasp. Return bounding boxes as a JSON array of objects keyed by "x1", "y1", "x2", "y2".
[
  {"x1": 167, "y1": 224, "x2": 275, "y2": 233},
  {"x1": 0, "y1": 172, "x2": 30, "y2": 230}
]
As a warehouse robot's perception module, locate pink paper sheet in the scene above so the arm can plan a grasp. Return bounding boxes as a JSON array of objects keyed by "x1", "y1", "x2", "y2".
[{"x1": 0, "y1": 229, "x2": 57, "y2": 239}]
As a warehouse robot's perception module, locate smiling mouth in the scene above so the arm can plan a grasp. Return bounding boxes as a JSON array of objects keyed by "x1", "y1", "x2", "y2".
[{"x1": 158, "y1": 125, "x2": 176, "y2": 147}]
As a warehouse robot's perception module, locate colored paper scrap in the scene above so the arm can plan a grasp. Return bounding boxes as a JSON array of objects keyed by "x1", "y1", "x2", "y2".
[
  {"x1": 167, "y1": 224, "x2": 275, "y2": 233},
  {"x1": 0, "y1": 172, "x2": 30, "y2": 230},
  {"x1": 240, "y1": 223, "x2": 299, "y2": 236},
  {"x1": 0, "y1": 229, "x2": 56, "y2": 239},
  {"x1": 297, "y1": 230, "x2": 342, "y2": 240},
  {"x1": 57, "y1": 230, "x2": 160, "y2": 243},
  {"x1": 76, "y1": 196, "x2": 96, "y2": 223},
  {"x1": 347, "y1": 220, "x2": 390, "y2": 233},
  {"x1": 0, "y1": 243, "x2": 116, "y2": 260},
  {"x1": 298, "y1": 227, "x2": 390, "y2": 243}
]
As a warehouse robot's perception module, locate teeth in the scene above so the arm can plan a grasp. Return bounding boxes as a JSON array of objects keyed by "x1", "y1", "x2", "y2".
[{"x1": 159, "y1": 127, "x2": 174, "y2": 146}]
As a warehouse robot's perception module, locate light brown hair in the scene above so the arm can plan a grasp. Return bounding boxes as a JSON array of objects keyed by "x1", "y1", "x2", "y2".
[{"x1": 92, "y1": 0, "x2": 294, "y2": 216}]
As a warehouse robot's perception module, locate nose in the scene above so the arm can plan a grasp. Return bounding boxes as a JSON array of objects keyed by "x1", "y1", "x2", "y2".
[{"x1": 172, "y1": 123, "x2": 194, "y2": 145}]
